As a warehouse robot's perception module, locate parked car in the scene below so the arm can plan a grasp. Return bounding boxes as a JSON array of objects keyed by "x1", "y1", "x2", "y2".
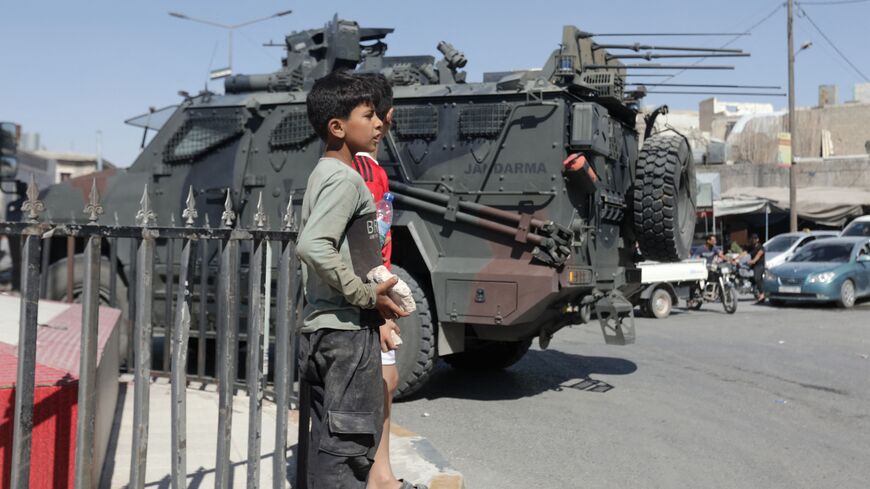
[
  {"x1": 841, "y1": 215, "x2": 870, "y2": 237},
  {"x1": 764, "y1": 231, "x2": 839, "y2": 269},
  {"x1": 764, "y1": 237, "x2": 870, "y2": 308}
]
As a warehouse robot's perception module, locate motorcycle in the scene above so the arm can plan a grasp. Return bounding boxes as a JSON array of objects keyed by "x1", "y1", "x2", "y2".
[
  {"x1": 686, "y1": 261, "x2": 738, "y2": 314},
  {"x1": 734, "y1": 261, "x2": 763, "y2": 300}
]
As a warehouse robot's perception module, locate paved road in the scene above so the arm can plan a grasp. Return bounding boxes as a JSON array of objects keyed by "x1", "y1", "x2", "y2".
[{"x1": 392, "y1": 299, "x2": 870, "y2": 489}]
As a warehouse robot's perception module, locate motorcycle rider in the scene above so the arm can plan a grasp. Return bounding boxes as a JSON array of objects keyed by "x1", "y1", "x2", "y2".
[
  {"x1": 695, "y1": 234, "x2": 727, "y2": 265},
  {"x1": 745, "y1": 233, "x2": 766, "y2": 302}
]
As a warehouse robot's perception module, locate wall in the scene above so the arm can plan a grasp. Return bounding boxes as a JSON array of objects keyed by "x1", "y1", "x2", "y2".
[{"x1": 697, "y1": 156, "x2": 870, "y2": 193}]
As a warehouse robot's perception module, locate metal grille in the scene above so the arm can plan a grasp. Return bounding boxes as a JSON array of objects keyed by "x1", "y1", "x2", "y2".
[
  {"x1": 1, "y1": 180, "x2": 302, "y2": 489},
  {"x1": 393, "y1": 105, "x2": 439, "y2": 139},
  {"x1": 459, "y1": 103, "x2": 511, "y2": 139},
  {"x1": 270, "y1": 107, "x2": 316, "y2": 149},
  {"x1": 581, "y1": 71, "x2": 625, "y2": 99},
  {"x1": 163, "y1": 110, "x2": 244, "y2": 162}
]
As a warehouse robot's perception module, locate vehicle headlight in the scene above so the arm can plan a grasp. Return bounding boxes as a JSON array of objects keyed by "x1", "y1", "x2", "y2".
[
  {"x1": 766, "y1": 271, "x2": 778, "y2": 281},
  {"x1": 807, "y1": 272, "x2": 836, "y2": 284}
]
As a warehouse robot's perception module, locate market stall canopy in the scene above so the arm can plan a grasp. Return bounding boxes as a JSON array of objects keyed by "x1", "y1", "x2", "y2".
[{"x1": 717, "y1": 186, "x2": 870, "y2": 227}]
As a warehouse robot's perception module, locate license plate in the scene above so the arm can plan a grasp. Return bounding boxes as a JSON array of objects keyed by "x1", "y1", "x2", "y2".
[{"x1": 779, "y1": 285, "x2": 801, "y2": 294}]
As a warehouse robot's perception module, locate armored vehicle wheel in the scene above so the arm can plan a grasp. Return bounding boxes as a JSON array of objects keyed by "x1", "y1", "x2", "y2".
[
  {"x1": 45, "y1": 255, "x2": 130, "y2": 361},
  {"x1": 392, "y1": 265, "x2": 437, "y2": 400},
  {"x1": 443, "y1": 339, "x2": 532, "y2": 371},
  {"x1": 634, "y1": 134, "x2": 696, "y2": 262}
]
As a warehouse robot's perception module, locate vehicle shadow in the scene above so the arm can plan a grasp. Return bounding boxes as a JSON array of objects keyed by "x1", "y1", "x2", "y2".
[{"x1": 403, "y1": 349, "x2": 638, "y2": 402}]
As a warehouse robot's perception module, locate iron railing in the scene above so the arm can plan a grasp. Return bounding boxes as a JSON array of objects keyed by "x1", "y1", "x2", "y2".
[{"x1": 1, "y1": 178, "x2": 302, "y2": 489}]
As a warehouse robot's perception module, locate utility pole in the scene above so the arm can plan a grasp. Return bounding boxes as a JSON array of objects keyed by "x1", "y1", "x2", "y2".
[{"x1": 787, "y1": 0, "x2": 797, "y2": 232}]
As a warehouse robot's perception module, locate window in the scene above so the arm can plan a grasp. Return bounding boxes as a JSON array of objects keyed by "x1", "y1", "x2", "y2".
[
  {"x1": 60, "y1": 172, "x2": 71, "y2": 182},
  {"x1": 791, "y1": 242, "x2": 853, "y2": 263}
]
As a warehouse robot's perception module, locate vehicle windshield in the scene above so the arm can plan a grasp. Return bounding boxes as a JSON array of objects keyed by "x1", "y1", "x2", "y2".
[
  {"x1": 765, "y1": 235, "x2": 801, "y2": 253},
  {"x1": 790, "y1": 242, "x2": 854, "y2": 263},
  {"x1": 842, "y1": 221, "x2": 870, "y2": 237}
]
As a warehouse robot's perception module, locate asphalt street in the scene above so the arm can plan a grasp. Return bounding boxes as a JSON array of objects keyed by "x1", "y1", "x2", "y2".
[{"x1": 392, "y1": 298, "x2": 870, "y2": 489}]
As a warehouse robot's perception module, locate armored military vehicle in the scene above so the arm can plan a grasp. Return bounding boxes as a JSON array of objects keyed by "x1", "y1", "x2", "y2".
[{"x1": 15, "y1": 18, "x2": 698, "y2": 397}]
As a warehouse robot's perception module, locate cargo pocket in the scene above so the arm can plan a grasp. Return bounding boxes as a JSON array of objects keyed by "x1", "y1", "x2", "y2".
[{"x1": 319, "y1": 410, "x2": 377, "y2": 457}]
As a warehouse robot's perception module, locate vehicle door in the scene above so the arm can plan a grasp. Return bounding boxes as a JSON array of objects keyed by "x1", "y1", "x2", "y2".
[{"x1": 855, "y1": 242, "x2": 870, "y2": 295}]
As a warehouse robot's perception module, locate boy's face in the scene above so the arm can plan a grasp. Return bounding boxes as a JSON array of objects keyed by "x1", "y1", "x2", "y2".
[{"x1": 328, "y1": 102, "x2": 383, "y2": 154}]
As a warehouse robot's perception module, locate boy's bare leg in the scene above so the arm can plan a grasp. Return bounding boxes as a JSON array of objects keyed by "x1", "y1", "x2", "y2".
[{"x1": 367, "y1": 364, "x2": 400, "y2": 489}]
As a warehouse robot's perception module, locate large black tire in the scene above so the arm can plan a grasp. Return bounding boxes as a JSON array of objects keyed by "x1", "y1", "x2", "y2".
[
  {"x1": 634, "y1": 134, "x2": 696, "y2": 262},
  {"x1": 392, "y1": 265, "x2": 437, "y2": 400},
  {"x1": 443, "y1": 339, "x2": 532, "y2": 371},
  {"x1": 45, "y1": 255, "x2": 130, "y2": 361}
]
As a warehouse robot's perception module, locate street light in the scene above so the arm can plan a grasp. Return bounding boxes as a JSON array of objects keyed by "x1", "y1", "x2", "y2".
[
  {"x1": 169, "y1": 9, "x2": 293, "y2": 79},
  {"x1": 796, "y1": 41, "x2": 813, "y2": 57}
]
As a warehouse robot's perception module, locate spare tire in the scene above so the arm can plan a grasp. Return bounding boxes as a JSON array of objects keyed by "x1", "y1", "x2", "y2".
[{"x1": 633, "y1": 134, "x2": 696, "y2": 262}]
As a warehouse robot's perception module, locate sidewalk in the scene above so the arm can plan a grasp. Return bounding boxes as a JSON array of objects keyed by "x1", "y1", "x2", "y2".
[{"x1": 104, "y1": 376, "x2": 464, "y2": 488}]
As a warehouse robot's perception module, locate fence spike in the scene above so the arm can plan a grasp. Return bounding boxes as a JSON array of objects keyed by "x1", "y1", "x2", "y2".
[
  {"x1": 204, "y1": 213, "x2": 211, "y2": 229},
  {"x1": 282, "y1": 192, "x2": 295, "y2": 231},
  {"x1": 183, "y1": 186, "x2": 198, "y2": 227},
  {"x1": 21, "y1": 174, "x2": 45, "y2": 222},
  {"x1": 254, "y1": 191, "x2": 267, "y2": 229},
  {"x1": 221, "y1": 188, "x2": 236, "y2": 228},
  {"x1": 136, "y1": 185, "x2": 156, "y2": 227},
  {"x1": 84, "y1": 178, "x2": 105, "y2": 223}
]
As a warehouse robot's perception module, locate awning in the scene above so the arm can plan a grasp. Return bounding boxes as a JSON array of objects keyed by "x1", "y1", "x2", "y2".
[{"x1": 716, "y1": 186, "x2": 870, "y2": 227}]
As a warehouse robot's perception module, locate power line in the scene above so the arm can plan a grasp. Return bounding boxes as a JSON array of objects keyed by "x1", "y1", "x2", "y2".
[{"x1": 797, "y1": 6, "x2": 870, "y2": 81}]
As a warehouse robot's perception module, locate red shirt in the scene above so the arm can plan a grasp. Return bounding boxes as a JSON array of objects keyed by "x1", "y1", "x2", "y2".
[{"x1": 353, "y1": 153, "x2": 392, "y2": 270}]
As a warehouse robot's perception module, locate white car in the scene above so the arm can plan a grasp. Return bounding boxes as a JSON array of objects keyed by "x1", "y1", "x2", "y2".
[
  {"x1": 764, "y1": 231, "x2": 839, "y2": 269},
  {"x1": 841, "y1": 215, "x2": 870, "y2": 238}
]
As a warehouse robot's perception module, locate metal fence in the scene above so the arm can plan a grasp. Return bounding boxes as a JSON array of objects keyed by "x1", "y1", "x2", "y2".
[{"x1": 1, "y1": 178, "x2": 302, "y2": 489}]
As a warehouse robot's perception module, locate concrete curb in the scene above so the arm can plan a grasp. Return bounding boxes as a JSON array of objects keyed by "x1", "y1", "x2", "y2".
[
  {"x1": 388, "y1": 423, "x2": 465, "y2": 489},
  {"x1": 291, "y1": 409, "x2": 465, "y2": 488}
]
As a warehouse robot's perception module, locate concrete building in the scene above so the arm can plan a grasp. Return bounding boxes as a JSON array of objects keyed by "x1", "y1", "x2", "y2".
[
  {"x1": 854, "y1": 83, "x2": 870, "y2": 103},
  {"x1": 699, "y1": 98, "x2": 775, "y2": 140},
  {"x1": 30, "y1": 150, "x2": 115, "y2": 183}
]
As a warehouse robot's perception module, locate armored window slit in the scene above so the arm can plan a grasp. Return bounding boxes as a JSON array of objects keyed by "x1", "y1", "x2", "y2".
[
  {"x1": 163, "y1": 110, "x2": 244, "y2": 162},
  {"x1": 459, "y1": 103, "x2": 511, "y2": 139},
  {"x1": 394, "y1": 105, "x2": 439, "y2": 140},
  {"x1": 270, "y1": 107, "x2": 316, "y2": 149}
]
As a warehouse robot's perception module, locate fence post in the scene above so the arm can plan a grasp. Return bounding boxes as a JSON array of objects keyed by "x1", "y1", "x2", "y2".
[
  {"x1": 215, "y1": 190, "x2": 239, "y2": 489},
  {"x1": 130, "y1": 187, "x2": 157, "y2": 489},
  {"x1": 74, "y1": 179, "x2": 104, "y2": 489}
]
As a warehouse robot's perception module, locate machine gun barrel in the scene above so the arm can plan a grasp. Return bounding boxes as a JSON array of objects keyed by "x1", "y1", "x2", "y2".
[
  {"x1": 594, "y1": 43, "x2": 744, "y2": 53},
  {"x1": 627, "y1": 83, "x2": 781, "y2": 89},
  {"x1": 630, "y1": 90, "x2": 786, "y2": 96},
  {"x1": 609, "y1": 53, "x2": 749, "y2": 60},
  {"x1": 586, "y1": 64, "x2": 734, "y2": 70}
]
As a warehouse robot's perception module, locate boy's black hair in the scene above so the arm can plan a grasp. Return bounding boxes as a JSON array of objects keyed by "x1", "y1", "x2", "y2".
[
  {"x1": 307, "y1": 70, "x2": 376, "y2": 141},
  {"x1": 357, "y1": 73, "x2": 393, "y2": 121}
]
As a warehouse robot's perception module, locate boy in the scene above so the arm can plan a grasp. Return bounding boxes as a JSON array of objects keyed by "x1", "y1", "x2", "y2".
[
  {"x1": 297, "y1": 70, "x2": 409, "y2": 489},
  {"x1": 353, "y1": 73, "x2": 426, "y2": 489}
]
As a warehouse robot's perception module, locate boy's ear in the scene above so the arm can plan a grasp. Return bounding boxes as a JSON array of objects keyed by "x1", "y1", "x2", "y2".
[
  {"x1": 326, "y1": 117, "x2": 345, "y2": 140},
  {"x1": 385, "y1": 107, "x2": 394, "y2": 127}
]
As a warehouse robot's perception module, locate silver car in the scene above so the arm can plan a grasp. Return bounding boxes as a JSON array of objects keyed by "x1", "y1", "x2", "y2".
[{"x1": 764, "y1": 231, "x2": 839, "y2": 269}]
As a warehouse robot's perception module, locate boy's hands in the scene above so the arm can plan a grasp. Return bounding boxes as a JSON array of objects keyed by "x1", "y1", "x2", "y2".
[
  {"x1": 375, "y1": 276, "x2": 409, "y2": 320},
  {"x1": 379, "y1": 320, "x2": 401, "y2": 352}
]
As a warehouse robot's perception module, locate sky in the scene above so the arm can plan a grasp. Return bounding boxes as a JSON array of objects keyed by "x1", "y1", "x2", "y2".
[{"x1": 2, "y1": 0, "x2": 869, "y2": 167}]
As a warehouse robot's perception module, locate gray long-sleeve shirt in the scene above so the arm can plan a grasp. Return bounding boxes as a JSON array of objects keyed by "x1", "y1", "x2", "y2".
[{"x1": 296, "y1": 157, "x2": 383, "y2": 333}]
